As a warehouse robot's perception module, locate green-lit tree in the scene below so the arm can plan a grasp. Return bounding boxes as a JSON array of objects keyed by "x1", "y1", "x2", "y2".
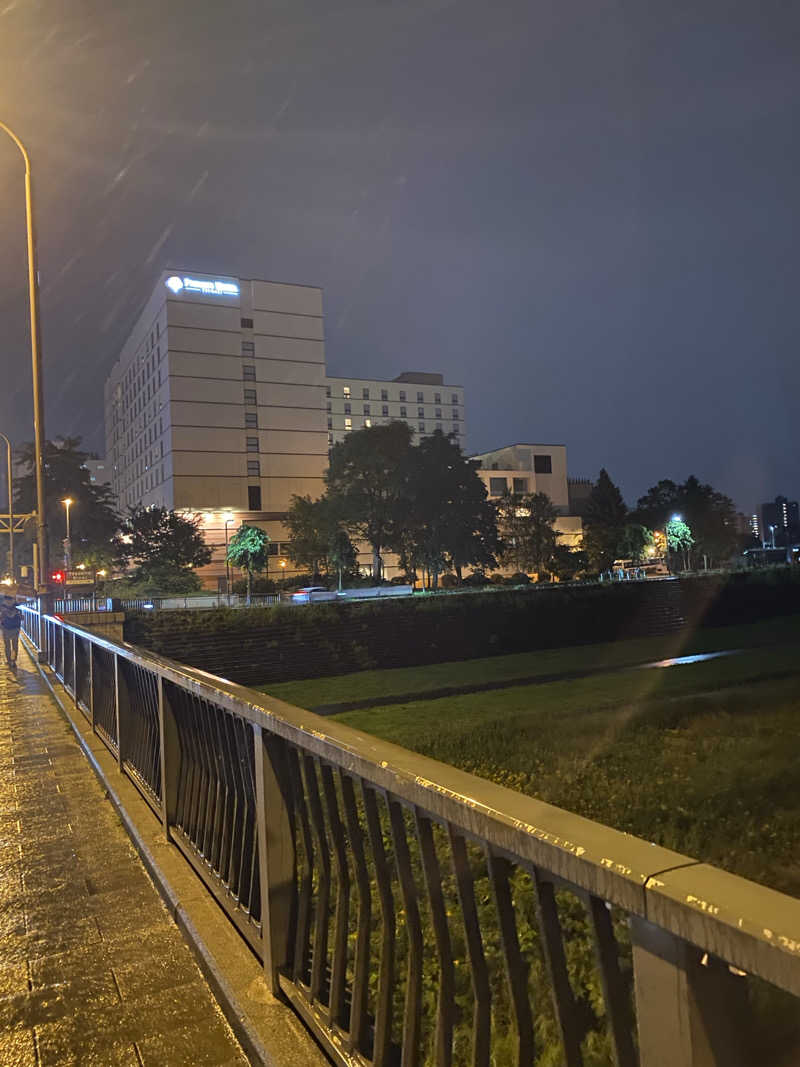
[
  {"x1": 226, "y1": 524, "x2": 271, "y2": 603},
  {"x1": 665, "y1": 516, "x2": 694, "y2": 571},
  {"x1": 633, "y1": 476, "x2": 738, "y2": 569},
  {"x1": 496, "y1": 491, "x2": 559, "y2": 575},
  {"x1": 113, "y1": 506, "x2": 212, "y2": 592},
  {"x1": 581, "y1": 469, "x2": 628, "y2": 571}
]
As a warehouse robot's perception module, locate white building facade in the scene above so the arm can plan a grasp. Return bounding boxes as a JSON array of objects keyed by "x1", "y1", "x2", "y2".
[
  {"x1": 105, "y1": 270, "x2": 328, "y2": 586},
  {"x1": 325, "y1": 372, "x2": 465, "y2": 448}
]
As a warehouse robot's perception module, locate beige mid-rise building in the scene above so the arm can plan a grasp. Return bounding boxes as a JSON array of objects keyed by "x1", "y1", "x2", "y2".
[
  {"x1": 105, "y1": 270, "x2": 328, "y2": 586},
  {"x1": 326, "y1": 371, "x2": 465, "y2": 448}
]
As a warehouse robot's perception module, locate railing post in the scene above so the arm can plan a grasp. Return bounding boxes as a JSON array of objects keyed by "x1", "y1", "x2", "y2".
[
  {"x1": 113, "y1": 654, "x2": 126, "y2": 770},
  {"x1": 253, "y1": 723, "x2": 295, "y2": 993},
  {"x1": 88, "y1": 642, "x2": 95, "y2": 727},
  {"x1": 157, "y1": 676, "x2": 180, "y2": 841},
  {"x1": 630, "y1": 916, "x2": 749, "y2": 1067},
  {"x1": 71, "y1": 630, "x2": 77, "y2": 703}
]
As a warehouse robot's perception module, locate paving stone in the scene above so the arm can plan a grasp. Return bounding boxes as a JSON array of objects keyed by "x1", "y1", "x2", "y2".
[{"x1": 0, "y1": 652, "x2": 246, "y2": 1066}]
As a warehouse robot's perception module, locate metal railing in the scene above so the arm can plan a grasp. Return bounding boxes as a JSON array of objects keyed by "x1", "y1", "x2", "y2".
[
  {"x1": 50, "y1": 593, "x2": 282, "y2": 613},
  {"x1": 18, "y1": 603, "x2": 800, "y2": 1066}
]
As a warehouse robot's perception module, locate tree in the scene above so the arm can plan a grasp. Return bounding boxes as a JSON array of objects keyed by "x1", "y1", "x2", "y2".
[
  {"x1": 328, "y1": 528, "x2": 357, "y2": 591},
  {"x1": 582, "y1": 469, "x2": 628, "y2": 571},
  {"x1": 325, "y1": 422, "x2": 413, "y2": 580},
  {"x1": 633, "y1": 475, "x2": 739, "y2": 569},
  {"x1": 665, "y1": 516, "x2": 694, "y2": 571},
  {"x1": 617, "y1": 524, "x2": 654, "y2": 563},
  {"x1": 397, "y1": 431, "x2": 499, "y2": 588},
  {"x1": 549, "y1": 544, "x2": 588, "y2": 582},
  {"x1": 226, "y1": 524, "x2": 271, "y2": 603},
  {"x1": 496, "y1": 491, "x2": 559, "y2": 575},
  {"x1": 14, "y1": 437, "x2": 119, "y2": 570},
  {"x1": 114, "y1": 506, "x2": 212, "y2": 590},
  {"x1": 285, "y1": 495, "x2": 333, "y2": 579}
]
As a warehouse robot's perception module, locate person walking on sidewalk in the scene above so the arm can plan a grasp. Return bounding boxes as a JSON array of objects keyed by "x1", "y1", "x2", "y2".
[{"x1": 1, "y1": 595, "x2": 22, "y2": 667}]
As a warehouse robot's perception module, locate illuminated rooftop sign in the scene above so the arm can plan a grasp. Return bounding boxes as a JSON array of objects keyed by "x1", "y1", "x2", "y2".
[{"x1": 166, "y1": 275, "x2": 239, "y2": 297}]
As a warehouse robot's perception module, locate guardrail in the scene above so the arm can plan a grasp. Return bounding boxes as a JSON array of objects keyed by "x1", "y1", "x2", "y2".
[
  {"x1": 18, "y1": 603, "x2": 800, "y2": 1066},
  {"x1": 49, "y1": 594, "x2": 282, "y2": 613}
]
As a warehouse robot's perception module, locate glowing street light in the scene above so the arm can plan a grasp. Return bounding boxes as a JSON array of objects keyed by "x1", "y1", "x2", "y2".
[{"x1": 62, "y1": 498, "x2": 73, "y2": 570}]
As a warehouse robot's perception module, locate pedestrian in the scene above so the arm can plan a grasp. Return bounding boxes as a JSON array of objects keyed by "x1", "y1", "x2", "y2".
[{"x1": 1, "y1": 595, "x2": 22, "y2": 667}]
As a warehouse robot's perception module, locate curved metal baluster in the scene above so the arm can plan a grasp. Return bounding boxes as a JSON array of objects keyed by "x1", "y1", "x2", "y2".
[
  {"x1": 340, "y1": 774, "x2": 371, "y2": 1053},
  {"x1": 448, "y1": 828, "x2": 490, "y2": 1067},
  {"x1": 586, "y1": 895, "x2": 637, "y2": 1067},
  {"x1": 533, "y1": 871, "x2": 584, "y2": 1067},
  {"x1": 416, "y1": 812, "x2": 454, "y2": 1067},
  {"x1": 320, "y1": 763, "x2": 350, "y2": 1027},
  {"x1": 303, "y1": 753, "x2": 331, "y2": 1005},
  {"x1": 388, "y1": 799, "x2": 424, "y2": 1067},
  {"x1": 363, "y1": 786, "x2": 395, "y2": 1067}
]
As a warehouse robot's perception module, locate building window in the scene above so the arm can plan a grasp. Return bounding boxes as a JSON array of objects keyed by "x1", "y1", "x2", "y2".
[
  {"x1": 434, "y1": 392, "x2": 441, "y2": 404},
  {"x1": 242, "y1": 341, "x2": 255, "y2": 354},
  {"x1": 328, "y1": 432, "x2": 334, "y2": 447},
  {"x1": 418, "y1": 422, "x2": 425, "y2": 432},
  {"x1": 436, "y1": 421, "x2": 443, "y2": 431},
  {"x1": 435, "y1": 407, "x2": 442, "y2": 418},
  {"x1": 326, "y1": 402, "x2": 331, "y2": 412},
  {"x1": 400, "y1": 406, "x2": 407, "y2": 417},
  {"x1": 344, "y1": 402, "x2": 351, "y2": 415},
  {"x1": 381, "y1": 389, "x2": 388, "y2": 401},
  {"x1": 245, "y1": 412, "x2": 258, "y2": 428},
  {"x1": 364, "y1": 418, "x2": 372, "y2": 428},
  {"x1": 247, "y1": 459, "x2": 261, "y2": 476},
  {"x1": 451, "y1": 393, "x2": 458, "y2": 404},
  {"x1": 362, "y1": 387, "x2": 370, "y2": 399},
  {"x1": 327, "y1": 418, "x2": 333, "y2": 429},
  {"x1": 489, "y1": 477, "x2": 508, "y2": 496},
  {"x1": 246, "y1": 436, "x2": 259, "y2": 452},
  {"x1": 343, "y1": 385, "x2": 351, "y2": 399},
  {"x1": 243, "y1": 364, "x2": 256, "y2": 380},
  {"x1": 344, "y1": 417, "x2": 352, "y2": 430},
  {"x1": 452, "y1": 409, "x2": 459, "y2": 420},
  {"x1": 399, "y1": 390, "x2": 406, "y2": 402},
  {"x1": 326, "y1": 385, "x2": 331, "y2": 397},
  {"x1": 241, "y1": 317, "x2": 254, "y2": 329},
  {"x1": 418, "y1": 407, "x2": 424, "y2": 418},
  {"x1": 363, "y1": 403, "x2": 370, "y2": 415},
  {"x1": 248, "y1": 485, "x2": 261, "y2": 510},
  {"x1": 513, "y1": 478, "x2": 529, "y2": 495},
  {"x1": 382, "y1": 405, "x2": 389, "y2": 416},
  {"x1": 244, "y1": 388, "x2": 257, "y2": 405},
  {"x1": 534, "y1": 454, "x2": 552, "y2": 474},
  {"x1": 417, "y1": 391, "x2": 424, "y2": 403}
]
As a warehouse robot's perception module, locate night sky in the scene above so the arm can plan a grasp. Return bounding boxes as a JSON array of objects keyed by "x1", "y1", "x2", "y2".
[{"x1": 1, "y1": 0, "x2": 798, "y2": 513}]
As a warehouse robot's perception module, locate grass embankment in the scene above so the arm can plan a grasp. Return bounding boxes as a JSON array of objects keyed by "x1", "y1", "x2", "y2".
[{"x1": 259, "y1": 616, "x2": 800, "y2": 897}]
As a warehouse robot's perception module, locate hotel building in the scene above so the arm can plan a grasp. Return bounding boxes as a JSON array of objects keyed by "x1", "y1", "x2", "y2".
[{"x1": 105, "y1": 270, "x2": 328, "y2": 585}]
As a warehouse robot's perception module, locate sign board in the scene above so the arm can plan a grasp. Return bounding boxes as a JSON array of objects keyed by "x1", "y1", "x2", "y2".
[{"x1": 165, "y1": 276, "x2": 239, "y2": 297}]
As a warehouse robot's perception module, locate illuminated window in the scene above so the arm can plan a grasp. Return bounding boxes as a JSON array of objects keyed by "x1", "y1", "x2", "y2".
[
  {"x1": 364, "y1": 418, "x2": 372, "y2": 427},
  {"x1": 343, "y1": 385, "x2": 351, "y2": 398},
  {"x1": 344, "y1": 417, "x2": 352, "y2": 430}
]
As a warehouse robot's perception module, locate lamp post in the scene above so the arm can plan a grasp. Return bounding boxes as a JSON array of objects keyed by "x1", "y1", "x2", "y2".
[
  {"x1": 0, "y1": 433, "x2": 13, "y2": 583},
  {"x1": 0, "y1": 121, "x2": 49, "y2": 594},
  {"x1": 223, "y1": 511, "x2": 234, "y2": 603},
  {"x1": 770, "y1": 525, "x2": 776, "y2": 550},
  {"x1": 62, "y1": 497, "x2": 73, "y2": 570}
]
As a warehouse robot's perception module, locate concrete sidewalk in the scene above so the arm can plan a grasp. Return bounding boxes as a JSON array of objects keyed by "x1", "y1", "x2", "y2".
[{"x1": 0, "y1": 646, "x2": 248, "y2": 1066}]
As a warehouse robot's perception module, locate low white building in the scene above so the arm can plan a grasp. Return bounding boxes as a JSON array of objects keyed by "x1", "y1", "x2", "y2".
[{"x1": 326, "y1": 371, "x2": 465, "y2": 448}]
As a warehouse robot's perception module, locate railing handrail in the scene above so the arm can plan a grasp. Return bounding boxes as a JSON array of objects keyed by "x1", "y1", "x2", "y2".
[{"x1": 19, "y1": 602, "x2": 800, "y2": 1000}]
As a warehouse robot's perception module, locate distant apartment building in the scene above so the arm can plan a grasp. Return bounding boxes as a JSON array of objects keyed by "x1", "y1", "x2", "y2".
[
  {"x1": 761, "y1": 495, "x2": 799, "y2": 546},
  {"x1": 104, "y1": 270, "x2": 328, "y2": 585},
  {"x1": 326, "y1": 371, "x2": 465, "y2": 448},
  {"x1": 470, "y1": 443, "x2": 582, "y2": 549},
  {"x1": 83, "y1": 458, "x2": 111, "y2": 488}
]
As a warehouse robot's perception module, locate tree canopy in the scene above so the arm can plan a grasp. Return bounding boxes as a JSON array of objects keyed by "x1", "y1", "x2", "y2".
[
  {"x1": 633, "y1": 476, "x2": 738, "y2": 568},
  {"x1": 14, "y1": 437, "x2": 119, "y2": 570},
  {"x1": 496, "y1": 490, "x2": 559, "y2": 575},
  {"x1": 581, "y1": 469, "x2": 628, "y2": 571},
  {"x1": 226, "y1": 524, "x2": 271, "y2": 601},
  {"x1": 114, "y1": 506, "x2": 211, "y2": 591}
]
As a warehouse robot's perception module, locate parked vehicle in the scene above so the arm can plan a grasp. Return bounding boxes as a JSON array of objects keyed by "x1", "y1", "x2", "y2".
[{"x1": 291, "y1": 587, "x2": 338, "y2": 604}]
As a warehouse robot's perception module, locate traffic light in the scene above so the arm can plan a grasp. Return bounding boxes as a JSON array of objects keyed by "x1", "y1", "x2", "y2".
[{"x1": 51, "y1": 571, "x2": 65, "y2": 584}]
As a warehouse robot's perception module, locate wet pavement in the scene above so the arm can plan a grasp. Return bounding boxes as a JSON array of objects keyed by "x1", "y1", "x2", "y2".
[{"x1": 0, "y1": 646, "x2": 249, "y2": 1066}]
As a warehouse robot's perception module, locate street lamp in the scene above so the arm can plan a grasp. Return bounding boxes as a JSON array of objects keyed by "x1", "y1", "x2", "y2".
[
  {"x1": 769, "y1": 525, "x2": 776, "y2": 550},
  {"x1": 0, "y1": 432, "x2": 14, "y2": 583},
  {"x1": 223, "y1": 510, "x2": 234, "y2": 603},
  {"x1": 0, "y1": 121, "x2": 49, "y2": 593},
  {"x1": 62, "y1": 497, "x2": 73, "y2": 569}
]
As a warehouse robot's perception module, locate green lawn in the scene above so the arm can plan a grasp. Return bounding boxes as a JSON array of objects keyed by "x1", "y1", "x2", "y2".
[
  {"x1": 258, "y1": 614, "x2": 800, "y2": 710},
  {"x1": 332, "y1": 631, "x2": 800, "y2": 897}
]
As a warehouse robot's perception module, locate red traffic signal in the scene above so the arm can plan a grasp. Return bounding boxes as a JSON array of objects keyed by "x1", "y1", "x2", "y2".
[{"x1": 51, "y1": 571, "x2": 65, "y2": 583}]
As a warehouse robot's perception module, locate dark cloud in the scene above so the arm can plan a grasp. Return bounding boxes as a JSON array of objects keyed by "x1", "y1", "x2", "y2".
[{"x1": 0, "y1": 0, "x2": 798, "y2": 510}]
